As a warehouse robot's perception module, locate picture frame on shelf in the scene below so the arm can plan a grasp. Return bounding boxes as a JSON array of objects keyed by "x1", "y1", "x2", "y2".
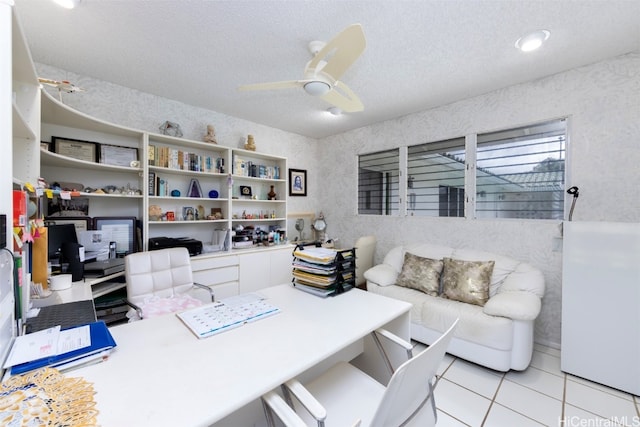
[
  {"x1": 188, "y1": 179, "x2": 203, "y2": 198},
  {"x1": 98, "y1": 143, "x2": 139, "y2": 167},
  {"x1": 289, "y1": 168, "x2": 307, "y2": 197},
  {"x1": 46, "y1": 196, "x2": 89, "y2": 217},
  {"x1": 52, "y1": 136, "x2": 97, "y2": 163},
  {"x1": 239, "y1": 185, "x2": 252, "y2": 197},
  {"x1": 182, "y1": 206, "x2": 195, "y2": 221}
]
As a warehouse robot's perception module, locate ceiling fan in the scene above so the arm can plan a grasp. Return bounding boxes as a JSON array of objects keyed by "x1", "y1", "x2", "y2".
[{"x1": 238, "y1": 23, "x2": 366, "y2": 113}]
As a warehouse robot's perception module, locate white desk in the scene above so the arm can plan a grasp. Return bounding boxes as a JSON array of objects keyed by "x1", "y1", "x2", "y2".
[
  {"x1": 30, "y1": 272, "x2": 125, "y2": 307},
  {"x1": 73, "y1": 284, "x2": 411, "y2": 427}
]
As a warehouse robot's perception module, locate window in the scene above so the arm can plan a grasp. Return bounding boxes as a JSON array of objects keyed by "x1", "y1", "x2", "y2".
[
  {"x1": 358, "y1": 149, "x2": 399, "y2": 215},
  {"x1": 356, "y1": 118, "x2": 567, "y2": 220},
  {"x1": 407, "y1": 137, "x2": 465, "y2": 217},
  {"x1": 476, "y1": 119, "x2": 566, "y2": 219}
]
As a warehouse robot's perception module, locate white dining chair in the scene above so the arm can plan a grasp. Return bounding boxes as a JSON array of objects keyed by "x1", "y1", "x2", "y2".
[{"x1": 262, "y1": 318, "x2": 459, "y2": 427}]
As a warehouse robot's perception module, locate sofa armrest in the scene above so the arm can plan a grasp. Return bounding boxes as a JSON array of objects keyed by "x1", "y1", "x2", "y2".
[
  {"x1": 483, "y1": 291, "x2": 541, "y2": 321},
  {"x1": 364, "y1": 264, "x2": 399, "y2": 287}
]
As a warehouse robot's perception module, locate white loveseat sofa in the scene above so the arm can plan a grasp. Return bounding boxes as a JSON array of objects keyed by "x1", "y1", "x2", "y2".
[{"x1": 364, "y1": 243, "x2": 545, "y2": 371}]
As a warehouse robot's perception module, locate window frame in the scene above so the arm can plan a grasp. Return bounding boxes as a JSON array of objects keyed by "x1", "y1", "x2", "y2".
[{"x1": 356, "y1": 117, "x2": 569, "y2": 221}]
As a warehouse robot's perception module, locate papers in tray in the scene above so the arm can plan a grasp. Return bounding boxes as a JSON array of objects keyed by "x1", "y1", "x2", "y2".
[
  {"x1": 4, "y1": 321, "x2": 117, "y2": 376},
  {"x1": 292, "y1": 282, "x2": 336, "y2": 297},
  {"x1": 292, "y1": 247, "x2": 339, "y2": 264},
  {"x1": 176, "y1": 293, "x2": 280, "y2": 339}
]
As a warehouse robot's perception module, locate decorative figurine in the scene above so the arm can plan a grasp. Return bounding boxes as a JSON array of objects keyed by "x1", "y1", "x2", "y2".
[
  {"x1": 203, "y1": 124, "x2": 218, "y2": 144},
  {"x1": 244, "y1": 134, "x2": 256, "y2": 151},
  {"x1": 149, "y1": 205, "x2": 162, "y2": 221},
  {"x1": 159, "y1": 120, "x2": 183, "y2": 137},
  {"x1": 268, "y1": 185, "x2": 276, "y2": 200}
]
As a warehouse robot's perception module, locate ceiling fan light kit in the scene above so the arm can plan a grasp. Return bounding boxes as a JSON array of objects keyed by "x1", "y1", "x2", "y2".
[
  {"x1": 327, "y1": 107, "x2": 342, "y2": 116},
  {"x1": 238, "y1": 23, "x2": 366, "y2": 113},
  {"x1": 515, "y1": 30, "x2": 550, "y2": 52},
  {"x1": 303, "y1": 81, "x2": 331, "y2": 96}
]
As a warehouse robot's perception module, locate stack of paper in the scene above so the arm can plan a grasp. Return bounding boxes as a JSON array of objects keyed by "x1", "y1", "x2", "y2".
[
  {"x1": 292, "y1": 247, "x2": 356, "y2": 297},
  {"x1": 3, "y1": 321, "x2": 117, "y2": 376},
  {"x1": 292, "y1": 247, "x2": 339, "y2": 264}
]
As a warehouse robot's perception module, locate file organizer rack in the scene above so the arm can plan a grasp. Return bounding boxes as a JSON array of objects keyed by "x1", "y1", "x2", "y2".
[{"x1": 291, "y1": 245, "x2": 356, "y2": 297}]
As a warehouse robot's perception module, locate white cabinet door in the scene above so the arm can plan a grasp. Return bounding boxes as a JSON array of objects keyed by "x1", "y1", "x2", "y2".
[
  {"x1": 239, "y1": 252, "x2": 269, "y2": 294},
  {"x1": 270, "y1": 246, "x2": 293, "y2": 286},
  {"x1": 238, "y1": 246, "x2": 294, "y2": 293}
]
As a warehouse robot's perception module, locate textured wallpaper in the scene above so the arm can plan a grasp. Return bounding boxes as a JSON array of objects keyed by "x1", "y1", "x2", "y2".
[
  {"x1": 35, "y1": 51, "x2": 640, "y2": 348},
  {"x1": 318, "y1": 52, "x2": 639, "y2": 348}
]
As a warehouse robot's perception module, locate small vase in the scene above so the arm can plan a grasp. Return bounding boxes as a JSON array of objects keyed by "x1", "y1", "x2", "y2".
[{"x1": 268, "y1": 185, "x2": 276, "y2": 200}]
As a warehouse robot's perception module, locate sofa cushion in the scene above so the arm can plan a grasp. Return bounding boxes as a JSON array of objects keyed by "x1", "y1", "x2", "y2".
[
  {"x1": 396, "y1": 252, "x2": 443, "y2": 296},
  {"x1": 452, "y1": 249, "x2": 520, "y2": 297},
  {"x1": 371, "y1": 284, "x2": 514, "y2": 351},
  {"x1": 441, "y1": 258, "x2": 494, "y2": 306},
  {"x1": 364, "y1": 264, "x2": 399, "y2": 287},
  {"x1": 366, "y1": 284, "x2": 425, "y2": 323},
  {"x1": 417, "y1": 294, "x2": 514, "y2": 351}
]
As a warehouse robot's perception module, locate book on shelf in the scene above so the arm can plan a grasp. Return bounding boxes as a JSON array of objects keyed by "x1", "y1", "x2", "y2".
[
  {"x1": 148, "y1": 171, "x2": 156, "y2": 196},
  {"x1": 148, "y1": 144, "x2": 156, "y2": 165}
]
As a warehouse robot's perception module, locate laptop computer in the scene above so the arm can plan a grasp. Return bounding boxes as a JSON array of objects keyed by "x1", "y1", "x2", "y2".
[{"x1": 84, "y1": 258, "x2": 125, "y2": 276}]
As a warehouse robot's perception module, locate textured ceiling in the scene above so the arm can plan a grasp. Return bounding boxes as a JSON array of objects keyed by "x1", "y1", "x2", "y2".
[{"x1": 14, "y1": 0, "x2": 640, "y2": 139}]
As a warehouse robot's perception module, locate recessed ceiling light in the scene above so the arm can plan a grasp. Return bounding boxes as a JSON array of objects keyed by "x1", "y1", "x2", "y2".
[
  {"x1": 327, "y1": 107, "x2": 342, "y2": 116},
  {"x1": 52, "y1": 0, "x2": 81, "y2": 9},
  {"x1": 515, "y1": 30, "x2": 550, "y2": 52}
]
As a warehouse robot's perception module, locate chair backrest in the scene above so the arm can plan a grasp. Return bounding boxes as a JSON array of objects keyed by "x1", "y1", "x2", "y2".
[
  {"x1": 355, "y1": 235, "x2": 377, "y2": 286},
  {"x1": 370, "y1": 318, "x2": 459, "y2": 427},
  {"x1": 125, "y1": 247, "x2": 195, "y2": 306}
]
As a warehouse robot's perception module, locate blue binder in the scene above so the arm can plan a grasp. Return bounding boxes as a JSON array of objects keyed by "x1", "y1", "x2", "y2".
[{"x1": 10, "y1": 321, "x2": 117, "y2": 375}]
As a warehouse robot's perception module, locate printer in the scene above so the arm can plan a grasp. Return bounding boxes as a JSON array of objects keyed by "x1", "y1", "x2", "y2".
[{"x1": 148, "y1": 237, "x2": 203, "y2": 256}]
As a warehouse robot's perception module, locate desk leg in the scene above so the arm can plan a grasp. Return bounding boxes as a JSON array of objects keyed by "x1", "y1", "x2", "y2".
[{"x1": 351, "y1": 310, "x2": 411, "y2": 385}]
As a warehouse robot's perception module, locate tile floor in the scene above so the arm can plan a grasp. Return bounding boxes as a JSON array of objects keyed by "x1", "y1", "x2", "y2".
[{"x1": 420, "y1": 342, "x2": 640, "y2": 426}]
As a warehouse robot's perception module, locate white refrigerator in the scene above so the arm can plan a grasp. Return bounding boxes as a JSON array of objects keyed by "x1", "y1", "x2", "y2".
[{"x1": 561, "y1": 221, "x2": 640, "y2": 395}]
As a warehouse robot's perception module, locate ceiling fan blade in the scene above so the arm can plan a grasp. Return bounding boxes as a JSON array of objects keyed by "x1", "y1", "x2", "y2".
[
  {"x1": 320, "y1": 81, "x2": 364, "y2": 112},
  {"x1": 307, "y1": 24, "x2": 366, "y2": 82},
  {"x1": 238, "y1": 80, "x2": 304, "y2": 91}
]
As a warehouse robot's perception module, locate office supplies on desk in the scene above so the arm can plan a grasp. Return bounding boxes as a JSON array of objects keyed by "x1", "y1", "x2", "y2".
[
  {"x1": 6, "y1": 321, "x2": 116, "y2": 375},
  {"x1": 26, "y1": 300, "x2": 97, "y2": 333},
  {"x1": 84, "y1": 258, "x2": 125, "y2": 276},
  {"x1": 292, "y1": 247, "x2": 356, "y2": 297},
  {"x1": 177, "y1": 293, "x2": 280, "y2": 339}
]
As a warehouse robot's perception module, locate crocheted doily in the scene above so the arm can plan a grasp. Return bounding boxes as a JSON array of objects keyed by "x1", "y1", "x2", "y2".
[{"x1": 0, "y1": 367, "x2": 97, "y2": 426}]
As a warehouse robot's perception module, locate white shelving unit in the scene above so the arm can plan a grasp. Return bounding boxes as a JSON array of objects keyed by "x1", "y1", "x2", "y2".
[
  {"x1": 37, "y1": 87, "x2": 291, "y2": 298},
  {"x1": 40, "y1": 91, "x2": 145, "y2": 221},
  {"x1": 5, "y1": 7, "x2": 292, "y2": 309},
  {"x1": 2, "y1": 1, "x2": 41, "y2": 358},
  {"x1": 40, "y1": 93, "x2": 289, "y2": 249}
]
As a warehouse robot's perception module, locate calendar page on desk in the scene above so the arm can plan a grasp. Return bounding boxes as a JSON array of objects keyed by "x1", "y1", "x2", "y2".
[{"x1": 176, "y1": 293, "x2": 280, "y2": 339}]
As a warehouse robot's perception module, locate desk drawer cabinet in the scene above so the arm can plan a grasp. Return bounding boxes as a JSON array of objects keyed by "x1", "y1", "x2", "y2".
[{"x1": 191, "y1": 255, "x2": 239, "y2": 299}]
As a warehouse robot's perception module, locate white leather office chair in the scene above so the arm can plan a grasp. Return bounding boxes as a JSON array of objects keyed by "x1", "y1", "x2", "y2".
[
  {"x1": 354, "y1": 235, "x2": 376, "y2": 287},
  {"x1": 262, "y1": 318, "x2": 459, "y2": 427},
  {"x1": 124, "y1": 247, "x2": 214, "y2": 320}
]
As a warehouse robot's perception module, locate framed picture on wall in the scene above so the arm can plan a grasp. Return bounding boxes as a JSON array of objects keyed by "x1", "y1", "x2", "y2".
[{"x1": 289, "y1": 168, "x2": 307, "y2": 197}]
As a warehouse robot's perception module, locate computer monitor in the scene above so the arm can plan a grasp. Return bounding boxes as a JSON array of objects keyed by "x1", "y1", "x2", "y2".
[
  {"x1": 47, "y1": 223, "x2": 78, "y2": 261},
  {"x1": 93, "y1": 217, "x2": 137, "y2": 256}
]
